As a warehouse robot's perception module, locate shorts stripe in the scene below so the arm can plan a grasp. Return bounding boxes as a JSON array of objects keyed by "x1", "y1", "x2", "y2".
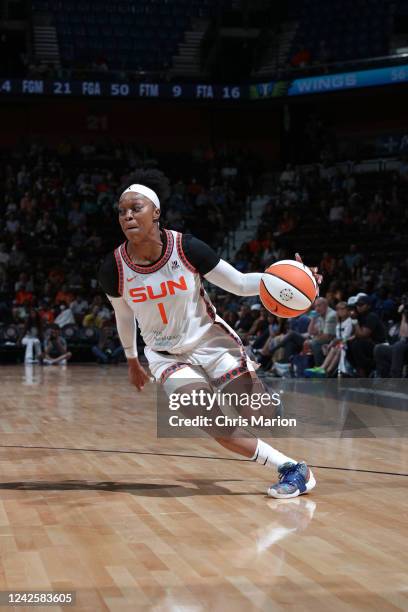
[
  {"x1": 200, "y1": 284, "x2": 216, "y2": 321},
  {"x1": 211, "y1": 321, "x2": 249, "y2": 386},
  {"x1": 211, "y1": 363, "x2": 249, "y2": 387},
  {"x1": 160, "y1": 362, "x2": 189, "y2": 384}
]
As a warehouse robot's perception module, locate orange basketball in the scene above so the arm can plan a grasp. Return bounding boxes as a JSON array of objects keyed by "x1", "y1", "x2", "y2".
[{"x1": 259, "y1": 259, "x2": 317, "y2": 318}]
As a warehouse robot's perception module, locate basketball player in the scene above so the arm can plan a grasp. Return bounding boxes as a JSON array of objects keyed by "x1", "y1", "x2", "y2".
[{"x1": 98, "y1": 170, "x2": 322, "y2": 499}]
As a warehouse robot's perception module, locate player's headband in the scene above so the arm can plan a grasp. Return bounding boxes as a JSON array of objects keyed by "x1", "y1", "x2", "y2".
[{"x1": 120, "y1": 184, "x2": 160, "y2": 209}]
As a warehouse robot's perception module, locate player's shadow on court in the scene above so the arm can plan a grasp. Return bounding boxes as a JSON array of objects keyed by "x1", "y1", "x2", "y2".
[{"x1": 0, "y1": 479, "x2": 263, "y2": 497}]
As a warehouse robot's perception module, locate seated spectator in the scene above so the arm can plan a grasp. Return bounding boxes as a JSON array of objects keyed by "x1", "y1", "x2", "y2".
[
  {"x1": 21, "y1": 329, "x2": 42, "y2": 364},
  {"x1": 15, "y1": 284, "x2": 34, "y2": 305},
  {"x1": 67, "y1": 200, "x2": 86, "y2": 229},
  {"x1": 83, "y1": 305, "x2": 104, "y2": 328},
  {"x1": 54, "y1": 302, "x2": 75, "y2": 328},
  {"x1": 305, "y1": 298, "x2": 337, "y2": 366},
  {"x1": 92, "y1": 326, "x2": 124, "y2": 364},
  {"x1": 280, "y1": 164, "x2": 295, "y2": 184},
  {"x1": 305, "y1": 302, "x2": 353, "y2": 377},
  {"x1": 0, "y1": 243, "x2": 10, "y2": 268},
  {"x1": 55, "y1": 284, "x2": 75, "y2": 306},
  {"x1": 374, "y1": 303, "x2": 408, "y2": 378},
  {"x1": 234, "y1": 304, "x2": 253, "y2": 336},
  {"x1": 320, "y1": 252, "x2": 336, "y2": 277},
  {"x1": 70, "y1": 293, "x2": 89, "y2": 324},
  {"x1": 38, "y1": 299, "x2": 55, "y2": 324},
  {"x1": 276, "y1": 211, "x2": 296, "y2": 235},
  {"x1": 344, "y1": 244, "x2": 363, "y2": 272},
  {"x1": 249, "y1": 313, "x2": 279, "y2": 353},
  {"x1": 347, "y1": 296, "x2": 386, "y2": 377},
  {"x1": 18, "y1": 306, "x2": 44, "y2": 363},
  {"x1": 240, "y1": 304, "x2": 269, "y2": 344},
  {"x1": 14, "y1": 272, "x2": 33, "y2": 293},
  {"x1": 328, "y1": 200, "x2": 344, "y2": 227},
  {"x1": 43, "y1": 326, "x2": 72, "y2": 365},
  {"x1": 366, "y1": 204, "x2": 384, "y2": 233},
  {"x1": 255, "y1": 313, "x2": 309, "y2": 369}
]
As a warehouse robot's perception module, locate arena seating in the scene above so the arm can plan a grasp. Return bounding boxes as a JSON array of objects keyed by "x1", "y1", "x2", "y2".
[
  {"x1": 32, "y1": 0, "x2": 221, "y2": 71},
  {"x1": 288, "y1": 0, "x2": 392, "y2": 63}
]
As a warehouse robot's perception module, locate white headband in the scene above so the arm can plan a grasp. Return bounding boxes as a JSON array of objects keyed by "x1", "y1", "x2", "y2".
[{"x1": 120, "y1": 184, "x2": 160, "y2": 209}]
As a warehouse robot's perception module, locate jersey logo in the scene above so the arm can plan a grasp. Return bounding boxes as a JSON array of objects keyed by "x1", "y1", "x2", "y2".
[
  {"x1": 127, "y1": 275, "x2": 138, "y2": 282},
  {"x1": 171, "y1": 260, "x2": 180, "y2": 270},
  {"x1": 129, "y1": 275, "x2": 188, "y2": 303}
]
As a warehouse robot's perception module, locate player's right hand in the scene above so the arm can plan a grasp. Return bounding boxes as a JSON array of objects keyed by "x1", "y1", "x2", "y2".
[{"x1": 127, "y1": 359, "x2": 151, "y2": 391}]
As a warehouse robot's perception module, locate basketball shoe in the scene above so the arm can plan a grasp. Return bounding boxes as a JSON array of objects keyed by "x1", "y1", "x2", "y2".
[{"x1": 267, "y1": 461, "x2": 316, "y2": 499}]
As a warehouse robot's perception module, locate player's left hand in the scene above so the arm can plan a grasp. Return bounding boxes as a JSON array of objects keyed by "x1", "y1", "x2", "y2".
[{"x1": 295, "y1": 253, "x2": 323, "y2": 285}]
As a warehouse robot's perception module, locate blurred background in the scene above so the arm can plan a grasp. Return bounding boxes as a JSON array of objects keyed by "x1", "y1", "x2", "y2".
[{"x1": 0, "y1": 0, "x2": 407, "y2": 378}]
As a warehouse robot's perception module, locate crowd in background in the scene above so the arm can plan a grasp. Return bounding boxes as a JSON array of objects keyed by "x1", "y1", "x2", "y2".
[
  {"x1": 213, "y1": 156, "x2": 408, "y2": 378},
  {"x1": 0, "y1": 141, "x2": 407, "y2": 377},
  {"x1": 0, "y1": 140, "x2": 257, "y2": 365}
]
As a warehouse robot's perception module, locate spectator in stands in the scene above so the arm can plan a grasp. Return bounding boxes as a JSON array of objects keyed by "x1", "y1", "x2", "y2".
[
  {"x1": 347, "y1": 295, "x2": 386, "y2": 377},
  {"x1": 15, "y1": 284, "x2": 34, "y2": 306},
  {"x1": 374, "y1": 303, "x2": 408, "y2": 377},
  {"x1": 42, "y1": 326, "x2": 72, "y2": 366},
  {"x1": 5, "y1": 211, "x2": 20, "y2": 235},
  {"x1": 290, "y1": 44, "x2": 311, "y2": 68},
  {"x1": 54, "y1": 302, "x2": 75, "y2": 328},
  {"x1": 0, "y1": 243, "x2": 10, "y2": 268},
  {"x1": 320, "y1": 252, "x2": 336, "y2": 277},
  {"x1": 240, "y1": 304, "x2": 269, "y2": 344},
  {"x1": 92, "y1": 326, "x2": 123, "y2": 364},
  {"x1": 19, "y1": 306, "x2": 44, "y2": 364},
  {"x1": 344, "y1": 244, "x2": 363, "y2": 273},
  {"x1": 306, "y1": 297, "x2": 337, "y2": 366},
  {"x1": 38, "y1": 299, "x2": 55, "y2": 325},
  {"x1": 280, "y1": 164, "x2": 295, "y2": 184},
  {"x1": 328, "y1": 200, "x2": 345, "y2": 227},
  {"x1": 367, "y1": 204, "x2": 385, "y2": 234},
  {"x1": 14, "y1": 272, "x2": 32, "y2": 293},
  {"x1": 67, "y1": 200, "x2": 86, "y2": 229},
  {"x1": 70, "y1": 293, "x2": 89, "y2": 324},
  {"x1": 83, "y1": 305, "x2": 104, "y2": 328},
  {"x1": 255, "y1": 313, "x2": 310, "y2": 370},
  {"x1": 8, "y1": 242, "x2": 27, "y2": 271},
  {"x1": 55, "y1": 284, "x2": 75, "y2": 306},
  {"x1": 276, "y1": 211, "x2": 296, "y2": 235},
  {"x1": 234, "y1": 304, "x2": 253, "y2": 336},
  {"x1": 305, "y1": 302, "x2": 353, "y2": 377}
]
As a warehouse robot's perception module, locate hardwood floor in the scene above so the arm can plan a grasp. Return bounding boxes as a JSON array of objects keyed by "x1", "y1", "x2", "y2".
[{"x1": 0, "y1": 364, "x2": 407, "y2": 611}]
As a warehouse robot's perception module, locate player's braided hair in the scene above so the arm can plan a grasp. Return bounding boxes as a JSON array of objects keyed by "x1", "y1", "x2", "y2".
[{"x1": 119, "y1": 168, "x2": 170, "y2": 204}]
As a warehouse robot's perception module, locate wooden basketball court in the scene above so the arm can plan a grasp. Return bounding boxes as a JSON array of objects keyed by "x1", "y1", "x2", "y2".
[{"x1": 1, "y1": 364, "x2": 407, "y2": 611}]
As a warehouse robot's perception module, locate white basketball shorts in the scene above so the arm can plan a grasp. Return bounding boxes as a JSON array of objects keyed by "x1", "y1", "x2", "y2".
[{"x1": 144, "y1": 320, "x2": 255, "y2": 389}]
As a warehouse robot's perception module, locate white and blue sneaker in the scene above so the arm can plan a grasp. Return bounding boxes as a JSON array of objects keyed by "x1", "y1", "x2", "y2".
[{"x1": 267, "y1": 462, "x2": 316, "y2": 499}]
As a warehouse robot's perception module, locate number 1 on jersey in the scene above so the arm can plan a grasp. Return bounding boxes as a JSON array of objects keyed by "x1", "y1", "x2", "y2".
[{"x1": 157, "y1": 302, "x2": 168, "y2": 324}]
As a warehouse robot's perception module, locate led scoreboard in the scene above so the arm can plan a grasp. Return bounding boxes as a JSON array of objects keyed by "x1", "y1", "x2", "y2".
[
  {"x1": 0, "y1": 79, "x2": 244, "y2": 100},
  {"x1": 2, "y1": 62, "x2": 408, "y2": 101}
]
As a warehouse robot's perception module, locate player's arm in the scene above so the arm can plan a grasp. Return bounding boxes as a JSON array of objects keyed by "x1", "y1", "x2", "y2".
[
  {"x1": 183, "y1": 236, "x2": 322, "y2": 296},
  {"x1": 205, "y1": 259, "x2": 262, "y2": 296},
  {"x1": 98, "y1": 253, "x2": 150, "y2": 391},
  {"x1": 105, "y1": 295, "x2": 150, "y2": 390},
  {"x1": 182, "y1": 235, "x2": 261, "y2": 296}
]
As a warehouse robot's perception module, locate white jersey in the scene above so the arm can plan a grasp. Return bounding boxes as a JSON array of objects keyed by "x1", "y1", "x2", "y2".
[{"x1": 114, "y1": 229, "x2": 219, "y2": 353}]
